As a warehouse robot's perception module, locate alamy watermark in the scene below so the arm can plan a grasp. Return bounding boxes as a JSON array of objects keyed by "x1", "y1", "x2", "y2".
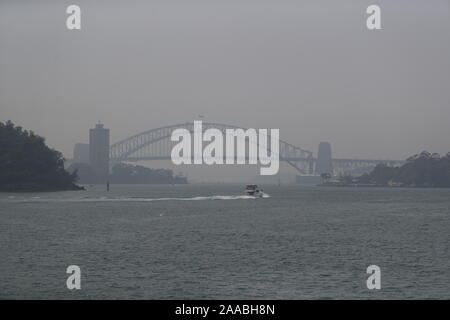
[
  {"x1": 66, "y1": 5, "x2": 381, "y2": 32},
  {"x1": 170, "y1": 121, "x2": 280, "y2": 175},
  {"x1": 66, "y1": 265, "x2": 81, "y2": 290},
  {"x1": 366, "y1": 265, "x2": 381, "y2": 290}
]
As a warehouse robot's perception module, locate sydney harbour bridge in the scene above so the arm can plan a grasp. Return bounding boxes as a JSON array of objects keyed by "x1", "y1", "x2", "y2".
[{"x1": 108, "y1": 122, "x2": 404, "y2": 175}]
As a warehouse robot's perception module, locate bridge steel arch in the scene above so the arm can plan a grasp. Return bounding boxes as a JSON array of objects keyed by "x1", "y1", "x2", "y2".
[{"x1": 110, "y1": 122, "x2": 314, "y2": 174}]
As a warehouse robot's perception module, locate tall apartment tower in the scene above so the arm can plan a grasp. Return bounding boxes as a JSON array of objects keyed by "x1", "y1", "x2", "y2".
[
  {"x1": 89, "y1": 123, "x2": 110, "y2": 179},
  {"x1": 315, "y1": 142, "x2": 333, "y2": 175}
]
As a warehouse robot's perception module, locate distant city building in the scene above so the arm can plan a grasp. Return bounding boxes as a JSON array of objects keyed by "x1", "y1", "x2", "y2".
[
  {"x1": 89, "y1": 123, "x2": 110, "y2": 179},
  {"x1": 73, "y1": 143, "x2": 89, "y2": 164},
  {"x1": 315, "y1": 142, "x2": 333, "y2": 175}
]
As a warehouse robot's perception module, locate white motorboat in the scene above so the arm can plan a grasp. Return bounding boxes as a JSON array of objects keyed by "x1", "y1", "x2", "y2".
[{"x1": 244, "y1": 184, "x2": 263, "y2": 198}]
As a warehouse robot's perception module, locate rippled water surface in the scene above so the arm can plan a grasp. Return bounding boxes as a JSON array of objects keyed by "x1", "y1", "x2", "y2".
[{"x1": 1, "y1": 184, "x2": 449, "y2": 299}]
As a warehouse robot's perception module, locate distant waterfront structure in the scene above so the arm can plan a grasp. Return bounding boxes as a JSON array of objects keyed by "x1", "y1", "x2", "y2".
[
  {"x1": 89, "y1": 123, "x2": 110, "y2": 179},
  {"x1": 73, "y1": 143, "x2": 89, "y2": 164},
  {"x1": 295, "y1": 174, "x2": 322, "y2": 185},
  {"x1": 315, "y1": 142, "x2": 333, "y2": 175}
]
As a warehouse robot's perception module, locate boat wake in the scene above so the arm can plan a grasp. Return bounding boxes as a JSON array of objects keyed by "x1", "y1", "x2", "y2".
[{"x1": 2, "y1": 193, "x2": 271, "y2": 203}]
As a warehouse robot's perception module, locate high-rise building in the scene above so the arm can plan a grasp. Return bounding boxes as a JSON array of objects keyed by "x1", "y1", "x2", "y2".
[
  {"x1": 315, "y1": 142, "x2": 333, "y2": 175},
  {"x1": 89, "y1": 123, "x2": 110, "y2": 178},
  {"x1": 73, "y1": 143, "x2": 89, "y2": 164}
]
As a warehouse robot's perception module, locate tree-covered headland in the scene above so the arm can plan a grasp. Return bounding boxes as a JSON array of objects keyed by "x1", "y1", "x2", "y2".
[
  {"x1": 0, "y1": 121, "x2": 82, "y2": 191},
  {"x1": 336, "y1": 151, "x2": 450, "y2": 188},
  {"x1": 67, "y1": 162, "x2": 187, "y2": 184}
]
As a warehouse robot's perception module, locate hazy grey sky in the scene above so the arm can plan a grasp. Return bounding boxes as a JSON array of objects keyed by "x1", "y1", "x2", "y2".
[{"x1": 1, "y1": 0, "x2": 450, "y2": 164}]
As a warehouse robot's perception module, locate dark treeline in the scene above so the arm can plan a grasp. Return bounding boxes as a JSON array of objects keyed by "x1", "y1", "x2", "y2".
[
  {"x1": 0, "y1": 121, "x2": 81, "y2": 191},
  {"x1": 110, "y1": 163, "x2": 187, "y2": 184},
  {"x1": 341, "y1": 151, "x2": 450, "y2": 188},
  {"x1": 68, "y1": 162, "x2": 188, "y2": 184}
]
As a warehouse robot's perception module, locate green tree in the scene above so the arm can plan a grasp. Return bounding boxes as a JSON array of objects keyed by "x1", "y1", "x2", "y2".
[{"x1": 0, "y1": 121, "x2": 81, "y2": 191}]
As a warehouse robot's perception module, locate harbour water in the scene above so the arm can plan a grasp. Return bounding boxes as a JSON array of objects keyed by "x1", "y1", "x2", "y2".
[{"x1": 1, "y1": 184, "x2": 449, "y2": 299}]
